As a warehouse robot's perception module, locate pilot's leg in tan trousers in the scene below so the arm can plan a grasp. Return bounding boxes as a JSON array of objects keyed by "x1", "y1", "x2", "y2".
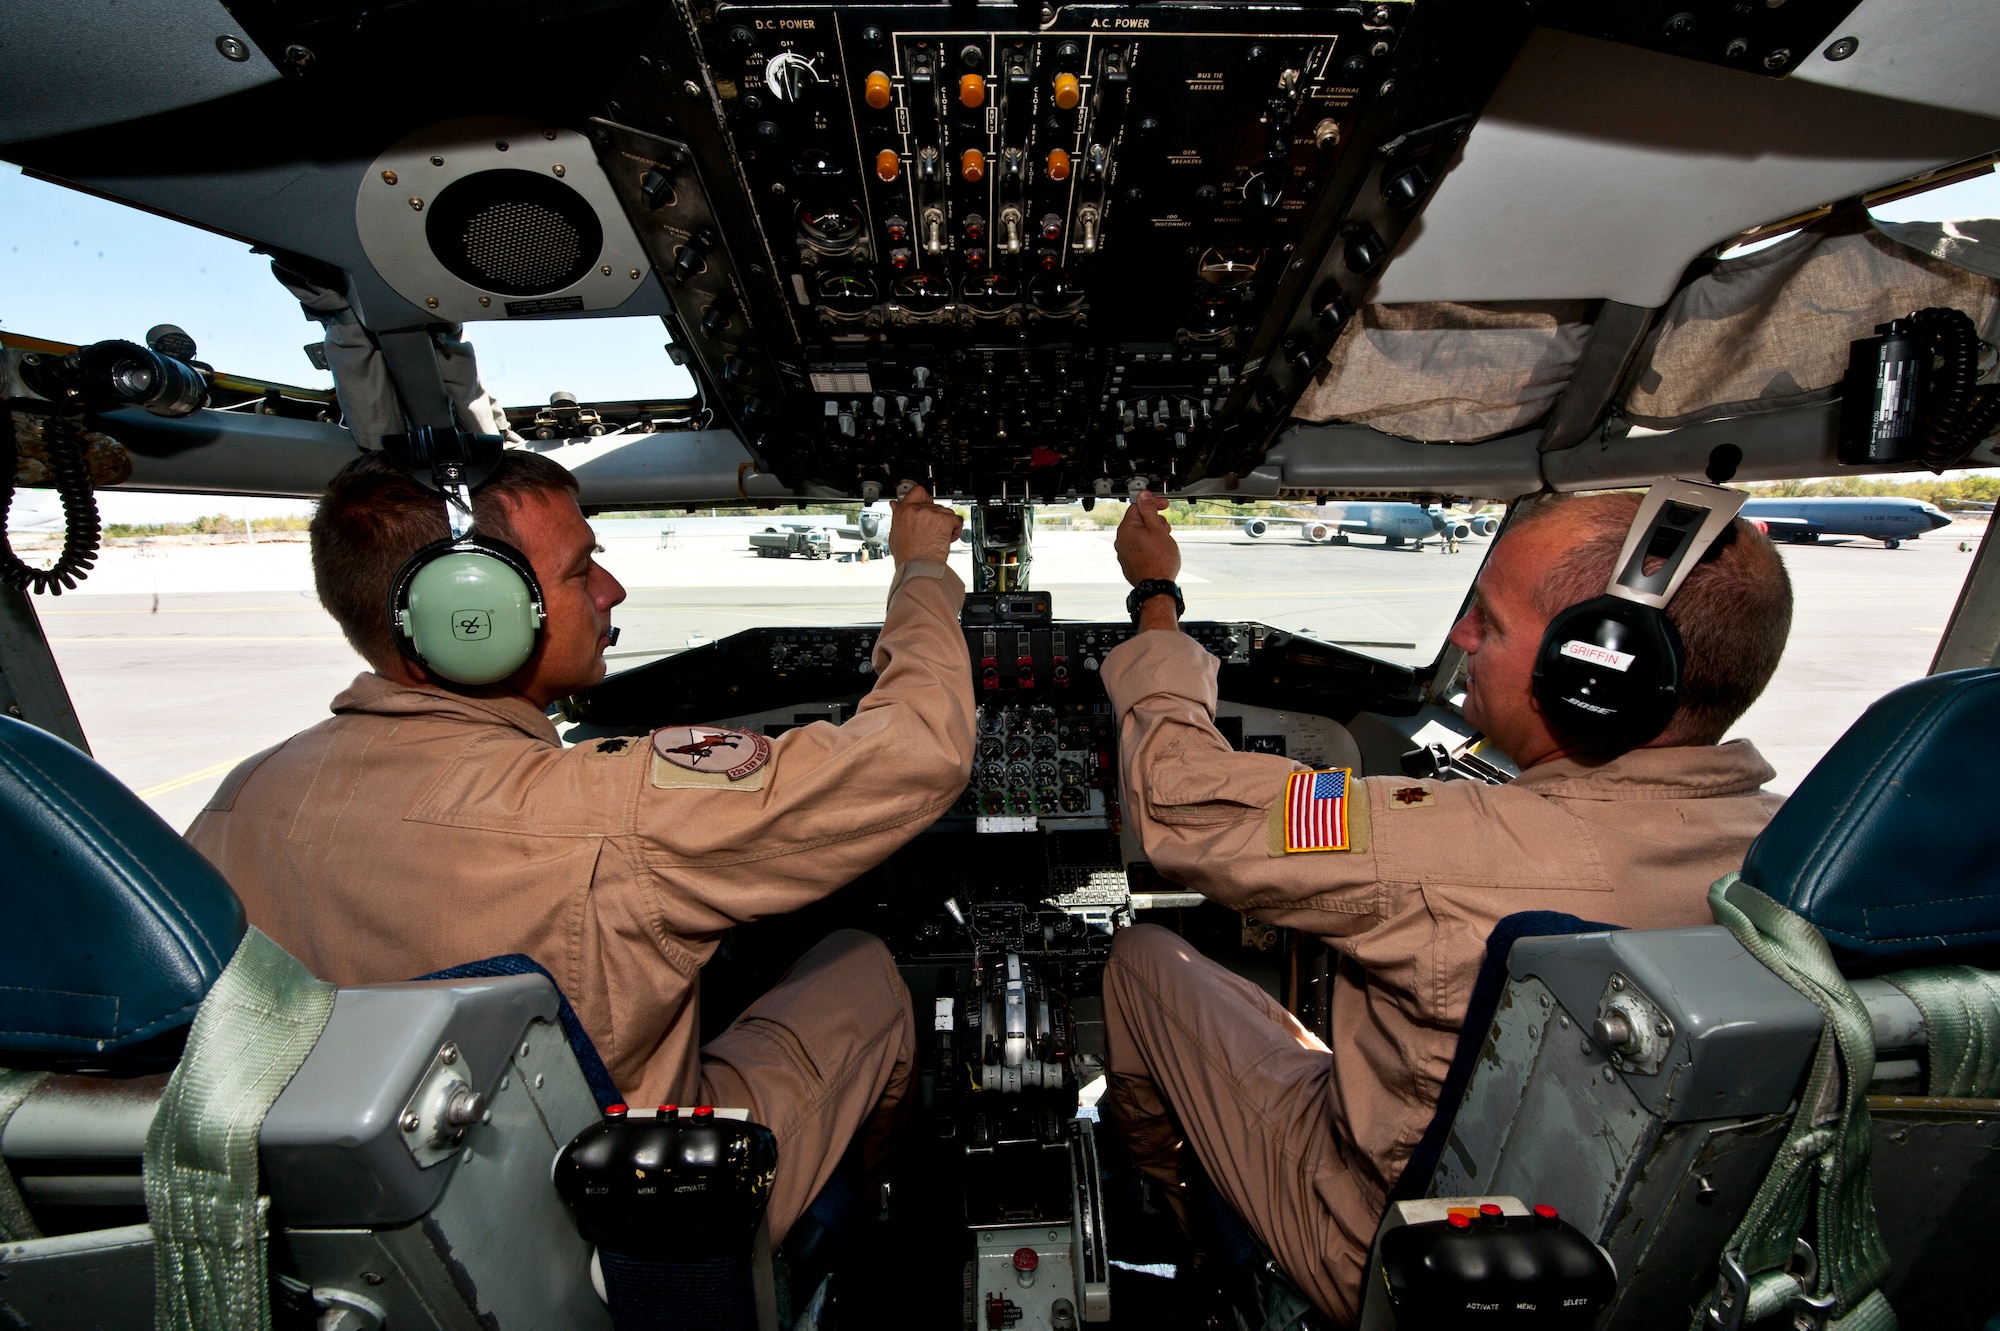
[
  {"x1": 699, "y1": 929, "x2": 915, "y2": 1243},
  {"x1": 1101, "y1": 923, "x2": 1370, "y2": 1325}
]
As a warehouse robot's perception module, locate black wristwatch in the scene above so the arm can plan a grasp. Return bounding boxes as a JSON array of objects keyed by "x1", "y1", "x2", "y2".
[{"x1": 1126, "y1": 579, "x2": 1184, "y2": 624}]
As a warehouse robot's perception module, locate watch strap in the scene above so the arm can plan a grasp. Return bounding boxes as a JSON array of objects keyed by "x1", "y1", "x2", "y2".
[{"x1": 1127, "y1": 579, "x2": 1184, "y2": 622}]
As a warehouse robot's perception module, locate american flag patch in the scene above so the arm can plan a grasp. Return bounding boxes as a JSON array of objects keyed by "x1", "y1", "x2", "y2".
[{"x1": 1284, "y1": 769, "x2": 1352, "y2": 853}]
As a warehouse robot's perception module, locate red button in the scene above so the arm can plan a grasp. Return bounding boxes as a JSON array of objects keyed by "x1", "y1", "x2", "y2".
[
  {"x1": 693, "y1": 1105, "x2": 715, "y2": 1118},
  {"x1": 1534, "y1": 1203, "x2": 1561, "y2": 1226},
  {"x1": 1446, "y1": 1213, "x2": 1472, "y2": 1231},
  {"x1": 1479, "y1": 1203, "x2": 1504, "y2": 1217},
  {"x1": 658, "y1": 1104, "x2": 679, "y2": 1117},
  {"x1": 605, "y1": 1102, "x2": 629, "y2": 1118},
  {"x1": 1013, "y1": 1247, "x2": 1039, "y2": 1271}
]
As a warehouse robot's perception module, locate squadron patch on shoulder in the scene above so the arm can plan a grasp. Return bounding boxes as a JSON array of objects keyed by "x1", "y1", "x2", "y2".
[
  {"x1": 650, "y1": 726, "x2": 772, "y2": 790},
  {"x1": 1387, "y1": 784, "x2": 1435, "y2": 809}
]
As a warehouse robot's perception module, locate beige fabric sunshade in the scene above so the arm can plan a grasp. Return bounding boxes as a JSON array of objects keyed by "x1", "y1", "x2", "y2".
[{"x1": 1295, "y1": 215, "x2": 2000, "y2": 443}]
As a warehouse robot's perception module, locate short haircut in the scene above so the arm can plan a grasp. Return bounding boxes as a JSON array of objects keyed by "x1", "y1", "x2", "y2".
[
  {"x1": 1507, "y1": 491, "x2": 1794, "y2": 746},
  {"x1": 310, "y1": 449, "x2": 580, "y2": 669}
]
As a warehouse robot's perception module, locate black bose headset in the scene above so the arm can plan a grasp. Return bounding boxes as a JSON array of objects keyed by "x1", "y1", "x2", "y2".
[
  {"x1": 1529, "y1": 478, "x2": 1748, "y2": 752},
  {"x1": 381, "y1": 425, "x2": 548, "y2": 686}
]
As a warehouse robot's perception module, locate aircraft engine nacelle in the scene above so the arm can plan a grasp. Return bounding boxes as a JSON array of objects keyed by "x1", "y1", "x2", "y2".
[
  {"x1": 1242, "y1": 518, "x2": 1270, "y2": 539},
  {"x1": 1301, "y1": 522, "x2": 1334, "y2": 544},
  {"x1": 1474, "y1": 516, "x2": 1499, "y2": 537},
  {"x1": 857, "y1": 512, "x2": 886, "y2": 541},
  {"x1": 1445, "y1": 521, "x2": 1473, "y2": 541}
]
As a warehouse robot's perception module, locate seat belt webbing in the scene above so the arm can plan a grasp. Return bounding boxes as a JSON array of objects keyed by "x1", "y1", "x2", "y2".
[
  {"x1": 143, "y1": 927, "x2": 336, "y2": 1331},
  {"x1": 0, "y1": 1068, "x2": 50, "y2": 1241},
  {"x1": 1883, "y1": 966, "x2": 2000, "y2": 1098},
  {"x1": 1691, "y1": 874, "x2": 1896, "y2": 1331}
]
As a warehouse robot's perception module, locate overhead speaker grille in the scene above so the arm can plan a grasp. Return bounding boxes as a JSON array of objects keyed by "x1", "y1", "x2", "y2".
[
  {"x1": 425, "y1": 168, "x2": 604, "y2": 298},
  {"x1": 356, "y1": 118, "x2": 650, "y2": 320}
]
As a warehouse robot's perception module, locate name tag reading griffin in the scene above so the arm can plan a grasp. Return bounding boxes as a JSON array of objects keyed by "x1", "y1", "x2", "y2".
[{"x1": 650, "y1": 726, "x2": 772, "y2": 790}]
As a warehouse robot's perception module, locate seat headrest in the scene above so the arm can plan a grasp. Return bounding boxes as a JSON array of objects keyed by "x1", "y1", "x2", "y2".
[
  {"x1": 1741, "y1": 668, "x2": 2000, "y2": 961},
  {"x1": 0, "y1": 715, "x2": 244, "y2": 1068}
]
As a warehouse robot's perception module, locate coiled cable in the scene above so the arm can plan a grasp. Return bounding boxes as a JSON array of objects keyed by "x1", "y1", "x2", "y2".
[
  {"x1": 0, "y1": 407, "x2": 103, "y2": 595},
  {"x1": 1908, "y1": 307, "x2": 2000, "y2": 469}
]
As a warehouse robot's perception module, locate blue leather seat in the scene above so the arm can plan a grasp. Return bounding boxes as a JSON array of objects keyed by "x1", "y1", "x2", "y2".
[
  {"x1": 0, "y1": 715, "x2": 244, "y2": 1069},
  {"x1": 1740, "y1": 667, "x2": 2000, "y2": 962}
]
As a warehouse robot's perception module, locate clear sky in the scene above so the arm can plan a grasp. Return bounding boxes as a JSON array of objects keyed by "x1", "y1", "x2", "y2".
[
  {"x1": 4, "y1": 158, "x2": 1998, "y2": 527},
  {"x1": 0, "y1": 163, "x2": 695, "y2": 405}
]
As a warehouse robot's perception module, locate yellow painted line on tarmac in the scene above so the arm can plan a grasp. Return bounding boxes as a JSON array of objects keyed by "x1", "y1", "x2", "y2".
[
  {"x1": 48, "y1": 635, "x2": 343, "y2": 643},
  {"x1": 138, "y1": 756, "x2": 249, "y2": 799}
]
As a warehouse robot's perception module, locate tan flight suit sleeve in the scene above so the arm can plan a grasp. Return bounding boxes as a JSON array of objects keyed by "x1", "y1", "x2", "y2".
[
  {"x1": 630, "y1": 560, "x2": 976, "y2": 934},
  {"x1": 1101, "y1": 629, "x2": 1386, "y2": 938}
]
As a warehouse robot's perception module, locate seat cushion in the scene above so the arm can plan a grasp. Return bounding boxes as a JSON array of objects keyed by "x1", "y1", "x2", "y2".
[
  {"x1": 1742, "y1": 668, "x2": 2000, "y2": 960},
  {"x1": 0, "y1": 715, "x2": 244, "y2": 1066}
]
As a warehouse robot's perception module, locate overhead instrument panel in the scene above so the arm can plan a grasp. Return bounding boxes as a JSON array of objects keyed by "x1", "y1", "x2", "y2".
[{"x1": 595, "y1": 0, "x2": 1538, "y2": 497}]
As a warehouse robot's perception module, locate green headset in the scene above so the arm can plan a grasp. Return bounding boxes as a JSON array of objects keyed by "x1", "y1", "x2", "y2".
[{"x1": 382, "y1": 426, "x2": 547, "y2": 686}]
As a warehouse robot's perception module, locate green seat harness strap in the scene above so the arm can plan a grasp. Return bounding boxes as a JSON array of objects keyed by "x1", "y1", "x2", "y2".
[
  {"x1": 142, "y1": 927, "x2": 336, "y2": 1331},
  {"x1": 1691, "y1": 874, "x2": 1896, "y2": 1331},
  {"x1": 1882, "y1": 966, "x2": 2000, "y2": 1098},
  {"x1": 0, "y1": 1069, "x2": 50, "y2": 1242}
]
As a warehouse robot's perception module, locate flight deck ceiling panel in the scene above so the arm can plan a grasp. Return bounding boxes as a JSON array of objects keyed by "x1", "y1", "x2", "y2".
[
  {"x1": 0, "y1": 0, "x2": 282, "y2": 144},
  {"x1": 1376, "y1": 28, "x2": 2000, "y2": 309},
  {"x1": 1790, "y1": 0, "x2": 2000, "y2": 122}
]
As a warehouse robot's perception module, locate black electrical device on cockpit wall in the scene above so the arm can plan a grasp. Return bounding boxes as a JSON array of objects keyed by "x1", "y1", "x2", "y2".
[
  {"x1": 1839, "y1": 306, "x2": 2000, "y2": 470},
  {"x1": 381, "y1": 425, "x2": 552, "y2": 687},
  {"x1": 1530, "y1": 478, "x2": 1747, "y2": 753},
  {"x1": 3, "y1": 329, "x2": 208, "y2": 596}
]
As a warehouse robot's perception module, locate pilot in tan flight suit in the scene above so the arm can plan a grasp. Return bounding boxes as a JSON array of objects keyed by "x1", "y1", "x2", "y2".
[
  {"x1": 187, "y1": 451, "x2": 975, "y2": 1240},
  {"x1": 1098, "y1": 490, "x2": 1794, "y2": 1322}
]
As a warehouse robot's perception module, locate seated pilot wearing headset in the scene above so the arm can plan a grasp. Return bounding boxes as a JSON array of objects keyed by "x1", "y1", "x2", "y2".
[
  {"x1": 1096, "y1": 486, "x2": 1794, "y2": 1323},
  {"x1": 187, "y1": 449, "x2": 976, "y2": 1245}
]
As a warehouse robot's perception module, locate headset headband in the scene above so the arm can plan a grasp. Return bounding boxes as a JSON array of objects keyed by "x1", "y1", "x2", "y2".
[
  {"x1": 380, "y1": 425, "x2": 510, "y2": 538},
  {"x1": 1601, "y1": 478, "x2": 1748, "y2": 611}
]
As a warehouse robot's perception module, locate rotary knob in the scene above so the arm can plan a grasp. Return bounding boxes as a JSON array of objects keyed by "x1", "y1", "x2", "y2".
[{"x1": 763, "y1": 51, "x2": 818, "y2": 102}]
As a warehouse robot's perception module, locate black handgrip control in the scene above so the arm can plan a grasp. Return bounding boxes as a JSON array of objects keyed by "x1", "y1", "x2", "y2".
[
  {"x1": 1377, "y1": 1204, "x2": 1615, "y2": 1327},
  {"x1": 555, "y1": 1107, "x2": 780, "y2": 1331},
  {"x1": 555, "y1": 1105, "x2": 779, "y2": 1260}
]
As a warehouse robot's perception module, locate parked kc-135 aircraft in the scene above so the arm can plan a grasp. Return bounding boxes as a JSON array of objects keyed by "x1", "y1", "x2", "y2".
[
  {"x1": 1739, "y1": 495, "x2": 1955, "y2": 548},
  {"x1": 1234, "y1": 501, "x2": 1501, "y2": 547}
]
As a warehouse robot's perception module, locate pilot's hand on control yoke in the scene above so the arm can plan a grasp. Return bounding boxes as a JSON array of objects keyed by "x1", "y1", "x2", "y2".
[
  {"x1": 1117, "y1": 490, "x2": 1181, "y2": 586},
  {"x1": 891, "y1": 483, "x2": 964, "y2": 565}
]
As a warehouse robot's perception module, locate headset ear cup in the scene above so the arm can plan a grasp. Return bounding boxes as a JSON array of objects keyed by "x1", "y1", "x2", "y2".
[
  {"x1": 1532, "y1": 596, "x2": 1684, "y2": 752},
  {"x1": 387, "y1": 536, "x2": 545, "y2": 686}
]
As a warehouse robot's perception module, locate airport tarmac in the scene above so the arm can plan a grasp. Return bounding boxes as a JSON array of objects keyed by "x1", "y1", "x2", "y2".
[{"x1": 18, "y1": 515, "x2": 1987, "y2": 830}]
